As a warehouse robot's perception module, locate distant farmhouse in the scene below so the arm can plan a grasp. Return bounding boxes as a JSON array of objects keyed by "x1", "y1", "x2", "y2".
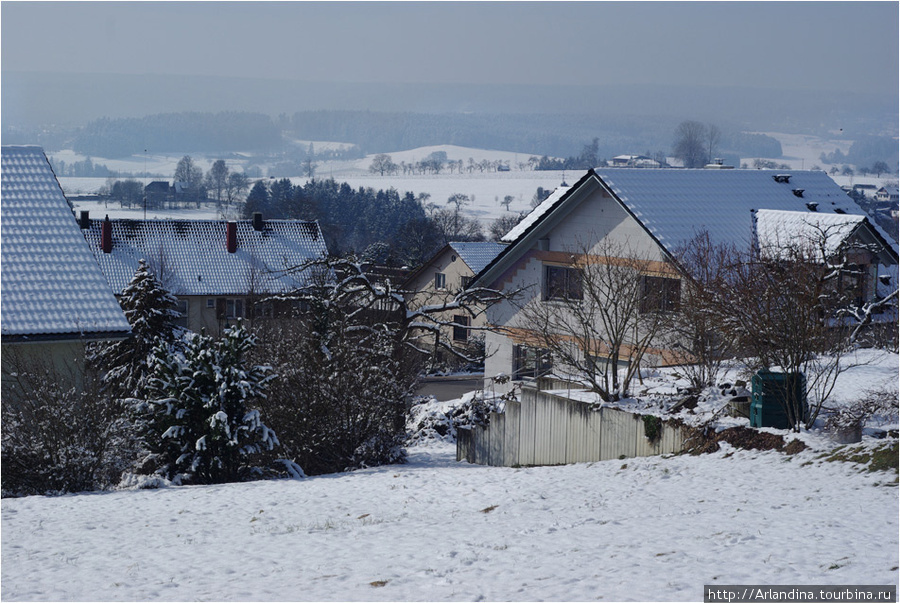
[
  {"x1": 607, "y1": 154, "x2": 661, "y2": 168},
  {"x1": 1, "y1": 146, "x2": 131, "y2": 401},
  {"x1": 472, "y1": 168, "x2": 898, "y2": 390},
  {"x1": 80, "y1": 212, "x2": 328, "y2": 335}
]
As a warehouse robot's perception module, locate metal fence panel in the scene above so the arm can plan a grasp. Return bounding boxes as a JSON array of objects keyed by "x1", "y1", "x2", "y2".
[{"x1": 504, "y1": 401, "x2": 521, "y2": 467}]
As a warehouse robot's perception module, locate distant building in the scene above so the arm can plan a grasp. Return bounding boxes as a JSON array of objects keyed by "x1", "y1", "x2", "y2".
[
  {"x1": 875, "y1": 186, "x2": 899, "y2": 204},
  {"x1": 608, "y1": 154, "x2": 661, "y2": 168}
]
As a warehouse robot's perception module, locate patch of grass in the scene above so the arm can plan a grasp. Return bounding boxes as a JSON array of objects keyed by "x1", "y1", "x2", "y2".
[
  {"x1": 370, "y1": 580, "x2": 388, "y2": 588},
  {"x1": 823, "y1": 442, "x2": 898, "y2": 475},
  {"x1": 480, "y1": 505, "x2": 498, "y2": 514}
]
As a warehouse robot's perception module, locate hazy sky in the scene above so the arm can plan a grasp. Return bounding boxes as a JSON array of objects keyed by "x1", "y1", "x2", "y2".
[{"x1": 2, "y1": 1, "x2": 898, "y2": 94}]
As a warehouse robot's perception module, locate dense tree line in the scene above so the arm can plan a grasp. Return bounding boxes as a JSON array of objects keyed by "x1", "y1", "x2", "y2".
[
  {"x1": 242, "y1": 178, "x2": 442, "y2": 265},
  {"x1": 73, "y1": 112, "x2": 283, "y2": 158}
]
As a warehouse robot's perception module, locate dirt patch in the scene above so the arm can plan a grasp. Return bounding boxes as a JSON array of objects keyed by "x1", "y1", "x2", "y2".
[{"x1": 687, "y1": 425, "x2": 807, "y2": 455}]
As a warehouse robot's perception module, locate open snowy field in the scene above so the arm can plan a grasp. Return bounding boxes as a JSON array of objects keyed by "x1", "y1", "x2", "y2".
[{"x1": 2, "y1": 439, "x2": 897, "y2": 602}]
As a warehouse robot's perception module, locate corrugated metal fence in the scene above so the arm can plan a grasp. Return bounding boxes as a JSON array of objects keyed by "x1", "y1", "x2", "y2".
[{"x1": 457, "y1": 387, "x2": 686, "y2": 466}]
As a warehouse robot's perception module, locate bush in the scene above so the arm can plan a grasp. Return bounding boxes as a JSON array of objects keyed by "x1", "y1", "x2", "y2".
[{"x1": 1, "y1": 361, "x2": 137, "y2": 497}]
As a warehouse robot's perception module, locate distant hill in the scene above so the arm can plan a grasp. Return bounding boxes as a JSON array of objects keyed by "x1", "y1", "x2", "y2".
[{"x1": 3, "y1": 71, "x2": 896, "y2": 141}]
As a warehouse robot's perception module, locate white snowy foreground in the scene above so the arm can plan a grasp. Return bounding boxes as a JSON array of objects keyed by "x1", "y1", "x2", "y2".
[{"x1": 2, "y1": 436, "x2": 898, "y2": 601}]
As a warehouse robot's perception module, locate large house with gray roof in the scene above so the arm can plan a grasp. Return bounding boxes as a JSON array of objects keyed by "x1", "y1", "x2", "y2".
[
  {"x1": 80, "y1": 213, "x2": 328, "y2": 335},
  {"x1": 471, "y1": 168, "x2": 898, "y2": 390},
  {"x1": 1, "y1": 146, "x2": 131, "y2": 400}
]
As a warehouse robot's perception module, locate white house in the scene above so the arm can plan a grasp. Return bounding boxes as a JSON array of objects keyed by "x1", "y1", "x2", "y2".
[
  {"x1": 80, "y1": 213, "x2": 328, "y2": 335},
  {"x1": 472, "y1": 168, "x2": 898, "y2": 390},
  {"x1": 1, "y1": 146, "x2": 131, "y2": 400}
]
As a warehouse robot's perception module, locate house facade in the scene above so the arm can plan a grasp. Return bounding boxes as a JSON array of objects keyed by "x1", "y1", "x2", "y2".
[
  {"x1": 472, "y1": 168, "x2": 899, "y2": 391},
  {"x1": 80, "y1": 213, "x2": 328, "y2": 335},
  {"x1": 1, "y1": 146, "x2": 131, "y2": 401},
  {"x1": 403, "y1": 241, "x2": 506, "y2": 361}
]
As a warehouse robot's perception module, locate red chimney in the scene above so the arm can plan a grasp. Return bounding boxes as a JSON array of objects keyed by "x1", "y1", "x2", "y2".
[
  {"x1": 101, "y1": 215, "x2": 112, "y2": 253},
  {"x1": 226, "y1": 222, "x2": 237, "y2": 253}
]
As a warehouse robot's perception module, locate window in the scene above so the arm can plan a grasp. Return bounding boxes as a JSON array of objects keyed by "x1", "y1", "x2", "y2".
[
  {"x1": 513, "y1": 345, "x2": 553, "y2": 380},
  {"x1": 544, "y1": 265, "x2": 583, "y2": 301},
  {"x1": 175, "y1": 299, "x2": 189, "y2": 329},
  {"x1": 639, "y1": 276, "x2": 681, "y2": 313},
  {"x1": 452, "y1": 315, "x2": 470, "y2": 342},
  {"x1": 216, "y1": 298, "x2": 245, "y2": 319},
  {"x1": 434, "y1": 272, "x2": 447, "y2": 290},
  {"x1": 460, "y1": 275, "x2": 474, "y2": 290},
  {"x1": 206, "y1": 298, "x2": 215, "y2": 309},
  {"x1": 226, "y1": 298, "x2": 244, "y2": 319}
]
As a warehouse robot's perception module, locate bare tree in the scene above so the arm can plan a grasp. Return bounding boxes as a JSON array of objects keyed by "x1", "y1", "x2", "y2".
[
  {"x1": 517, "y1": 239, "x2": 674, "y2": 401},
  {"x1": 673, "y1": 120, "x2": 708, "y2": 168},
  {"x1": 705, "y1": 221, "x2": 894, "y2": 430},
  {"x1": 705, "y1": 124, "x2": 721, "y2": 164}
]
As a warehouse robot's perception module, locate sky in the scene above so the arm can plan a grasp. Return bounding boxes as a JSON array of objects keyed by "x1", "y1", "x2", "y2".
[{"x1": 2, "y1": 1, "x2": 898, "y2": 94}]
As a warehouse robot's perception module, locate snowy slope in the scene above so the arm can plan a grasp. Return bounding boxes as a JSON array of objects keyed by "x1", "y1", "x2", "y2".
[{"x1": 1, "y1": 441, "x2": 897, "y2": 602}]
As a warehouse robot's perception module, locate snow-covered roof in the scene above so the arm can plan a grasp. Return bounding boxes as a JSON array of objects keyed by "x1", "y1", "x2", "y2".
[
  {"x1": 82, "y1": 218, "x2": 329, "y2": 296},
  {"x1": 500, "y1": 186, "x2": 571, "y2": 243},
  {"x1": 1, "y1": 146, "x2": 131, "y2": 341},
  {"x1": 753, "y1": 209, "x2": 866, "y2": 260},
  {"x1": 592, "y1": 168, "x2": 891, "y2": 253},
  {"x1": 448, "y1": 241, "x2": 507, "y2": 274}
]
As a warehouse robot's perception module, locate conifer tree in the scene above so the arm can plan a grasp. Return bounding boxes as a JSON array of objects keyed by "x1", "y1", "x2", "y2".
[
  {"x1": 142, "y1": 322, "x2": 278, "y2": 484},
  {"x1": 90, "y1": 259, "x2": 182, "y2": 400}
]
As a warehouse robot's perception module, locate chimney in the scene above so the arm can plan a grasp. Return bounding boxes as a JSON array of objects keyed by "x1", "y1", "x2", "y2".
[
  {"x1": 101, "y1": 215, "x2": 112, "y2": 253},
  {"x1": 226, "y1": 221, "x2": 237, "y2": 253},
  {"x1": 253, "y1": 212, "x2": 264, "y2": 231},
  {"x1": 79, "y1": 210, "x2": 90, "y2": 229}
]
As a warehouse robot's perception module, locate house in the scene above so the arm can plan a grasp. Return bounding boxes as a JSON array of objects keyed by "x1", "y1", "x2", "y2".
[
  {"x1": 875, "y1": 186, "x2": 899, "y2": 204},
  {"x1": 144, "y1": 181, "x2": 172, "y2": 208},
  {"x1": 1, "y1": 146, "x2": 131, "y2": 401},
  {"x1": 80, "y1": 212, "x2": 328, "y2": 335},
  {"x1": 472, "y1": 168, "x2": 898, "y2": 390},
  {"x1": 608, "y1": 154, "x2": 661, "y2": 168},
  {"x1": 403, "y1": 241, "x2": 506, "y2": 360}
]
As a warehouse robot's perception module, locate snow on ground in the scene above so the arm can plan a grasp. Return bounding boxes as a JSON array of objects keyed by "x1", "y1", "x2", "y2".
[
  {"x1": 2, "y1": 355, "x2": 898, "y2": 602},
  {"x1": 2, "y1": 442, "x2": 897, "y2": 602}
]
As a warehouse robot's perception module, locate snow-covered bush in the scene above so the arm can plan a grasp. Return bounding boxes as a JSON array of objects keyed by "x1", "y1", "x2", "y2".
[
  {"x1": 1, "y1": 353, "x2": 138, "y2": 497},
  {"x1": 254, "y1": 317, "x2": 414, "y2": 475},
  {"x1": 139, "y1": 322, "x2": 279, "y2": 485},
  {"x1": 407, "y1": 391, "x2": 505, "y2": 445}
]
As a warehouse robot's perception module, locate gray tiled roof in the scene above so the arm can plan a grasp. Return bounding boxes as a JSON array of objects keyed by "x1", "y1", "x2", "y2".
[
  {"x1": 82, "y1": 218, "x2": 328, "y2": 296},
  {"x1": 593, "y1": 168, "x2": 897, "y2": 252},
  {"x1": 449, "y1": 241, "x2": 507, "y2": 274},
  {"x1": 1, "y1": 146, "x2": 131, "y2": 340}
]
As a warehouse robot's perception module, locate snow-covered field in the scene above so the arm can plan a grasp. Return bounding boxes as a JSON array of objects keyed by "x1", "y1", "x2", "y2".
[
  {"x1": 2, "y1": 352, "x2": 898, "y2": 602},
  {"x1": 55, "y1": 135, "x2": 897, "y2": 228}
]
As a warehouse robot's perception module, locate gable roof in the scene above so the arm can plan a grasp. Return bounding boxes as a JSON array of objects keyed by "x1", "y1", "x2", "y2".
[
  {"x1": 82, "y1": 218, "x2": 328, "y2": 296},
  {"x1": 475, "y1": 168, "x2": 898, "y2": 288},
  {"x1": 448, "y1": 241, "x2": 507, "y2": 274},
  {"x1": 753, "y1": 209, "x2": 898, "y2": 264},
  {"x1": 1, "y1": 146, "x2": 131, "y2": 342},
  {"x1": 500, "y1": 186, "x2": 571, "y2": 243}
]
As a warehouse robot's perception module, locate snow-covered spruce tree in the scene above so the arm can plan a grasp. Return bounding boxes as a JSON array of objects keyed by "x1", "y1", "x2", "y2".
[
  {"x1": 141, "y1": 322, "x2": 278, "y2": 484},
  {"x1": 90, "y1": 259, "x2": 183, "y2": 400}
]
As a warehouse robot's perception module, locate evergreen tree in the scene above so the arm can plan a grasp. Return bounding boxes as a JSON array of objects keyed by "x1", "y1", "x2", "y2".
[
  {"x1": 142, "y1": 322, "x2": 278, "y2": 484},
  {"x1": 90, "y1": 260, "x2": 182, "y2": 401}
]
